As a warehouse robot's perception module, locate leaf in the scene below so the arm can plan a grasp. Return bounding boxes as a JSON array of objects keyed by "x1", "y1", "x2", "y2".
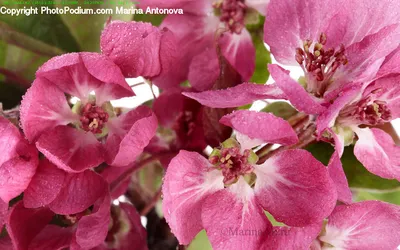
[
  {"x1": 250, "y1": 32, "x2": 271, "y2": 84},
  {"x1": 355, "y1": 189, "x2": 400, "y2": 205},
  {"x1": 188, "y1": 230, "x2": 212, "y2": 250},
  {"x1": 56, "y1": 0, "x2": 135, "y2": 52},
  {"x1": 306, "y1": 142, "x2": 400, "y2": 190},
  {"x1": 262, "y1": 101, "x2": 297, "y2": 120},
  {"x1": 134, "y1": 13, "x2": 166, "y2": 26},
  {"x1": 0, "y1": 3, "x2": 79, "y2": 53}
]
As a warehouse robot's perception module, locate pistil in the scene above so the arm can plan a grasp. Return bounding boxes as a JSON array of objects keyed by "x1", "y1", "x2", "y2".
[
  {"x1": 213, "y1": 0, "x2": 246, "y2": 34},
  {"x1": 295, "y1": 33, "x2": 348, "y2": 97},
  {"x1": 80, "y1": 103, "x2": 109, "y2": 134}
]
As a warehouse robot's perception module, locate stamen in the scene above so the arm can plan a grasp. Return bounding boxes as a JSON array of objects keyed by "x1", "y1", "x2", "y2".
[
  {"x1": 213, "y1": 0, "x2": 246, "y2": 34},
  {"x1": 80, "y1": 103, "x2": 109, "y2": 134},
  {"x1": 295, "y1": 33, "x2": 348, "y2": 96}
]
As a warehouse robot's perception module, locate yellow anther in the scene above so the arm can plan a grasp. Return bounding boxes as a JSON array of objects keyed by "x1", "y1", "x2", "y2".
[{"x1": 89, "y1": 119, "x2": 99, "y2": 129}]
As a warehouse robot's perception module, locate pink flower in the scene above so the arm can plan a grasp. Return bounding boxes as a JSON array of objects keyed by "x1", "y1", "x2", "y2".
[
  {"x1": 263, "y1": 201, "x2": 400, "y2": 250},
  {"x1": 0, "y1": 116, "x2": 38, "y2": 205},
  {"x1": 20, "y1": 52, "x2": 158, "y2": 172},
  {"x1": 136, "y1": 0, "x2": 270, "y2": 90},
  {"x1": 162, "y1": 110, "x2": 337, "y2": 249},
  {"x1": 100, "y1": 21, "x2": 177, "y2": 81}
]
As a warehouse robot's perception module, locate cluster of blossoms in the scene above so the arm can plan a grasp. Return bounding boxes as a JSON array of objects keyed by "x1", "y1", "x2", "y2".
[{"x1": 1, "y1": 0, "x2": 400, "y2": 249}]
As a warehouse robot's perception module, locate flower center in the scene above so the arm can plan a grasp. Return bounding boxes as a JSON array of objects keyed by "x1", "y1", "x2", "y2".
[
  {"x1": 338, "y1": 95, "x2": 392, "y2": 126},
  {"x1": 296, "y1": 33, "x2": 348, "y2": 97},
  {"x1": 213, "y1": 0, "x2": 246, "y2": 34},
  {"x1": 79, "y1": 103, "x2": 109, "y2": 134}
]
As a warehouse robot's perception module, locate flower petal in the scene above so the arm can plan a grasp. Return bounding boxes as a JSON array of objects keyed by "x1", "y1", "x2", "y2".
[
  {"x1": 36, "y1": 126, "x2": 104, "y2": 173},
  {"x1": 188, "y1": 47, "x2": 220, "y2": 91},
  {"x1": 23, "y1": 159, "x2": 66, "y2": 208},
  {"x1": 105, "y1": 106, "x2": 158, "y2": 167},
  {"x1": 48, "y1": 170, "x2": 108, "y2": 215},
  {"x1": 220, "y1": 110, "x2": 298, "y2": 145},
  {"x1": 377, "y1": 45, "x2": 400, "y2": 78},
  {"x1": 0, "y1": 199, "x2": 7, "y2": 229},
  {"x1": 201, "y1": 178, "x2": 272, "y2": 250},
  {"x1": 268, "y1": 64, "x2": 326, "y2": 114},
  {"x1": 20, "y1": 78, "x2": 77, "y2": 143},
  {"x1": 327, "y1": 151, "x2": 352, "y2": 204},
  {"x1": 162, "y1": 151, "x2": 224, "y2": 245},
  {"x1": 254, "y1": 149, "x2": 337, "y2": 226},
  {"x1": 29, "y1": 225, "x2": 73, "y2": 250},
  {"x1": 72, "y1": 190, "x2": 111, "y2": 250},
  {"x1": 353, "y1": 127, "x2": 400, "y2": 180},
  {"x1": 0, "y1": 117, "x2": 38, "y2": 203},
  {"x1": 320, "y1": 201, "x2": 400, "y2": 249},
  {"x1": 6, "y1": 201, "x2": 54, "y2": 250},
  {"x1": 183, "y1": 82, "x2": 286, "y2": 108},
  {"x1": 219, "y1": 29, "x2": 255, "y2": 81},
  {"x1": 262, "y1": 224, "x2": 322, "y2": 250},
  {"x1": 37, "y1": 52, "x2": 134, "y2": 104},
  {"x1": 101, "y1": 21, "x2": 176, "y2": 79}
]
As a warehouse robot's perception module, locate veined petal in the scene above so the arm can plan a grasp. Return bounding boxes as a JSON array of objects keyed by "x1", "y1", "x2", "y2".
[
  {"x1": 201, "y1": 178, "x2": 272, "y2": 250},
  {"x1": 20, "y1": 78, "x2": 78, "y2": 143},
  {"x1": 48, "y1": 170, "x2": 107, "y2": 215},
  {"x1": 268, "y1": 64, "x2": 326, "y2": 114},
  {"x1": 162, "y1": 151, "x2": 224, "y2": 245},
  {"x1": 0, "y1": 199, "x2": 7, "y2": 229},
  {"x1": 29, "y1": 225, "x2": 73, "y2": 250},
  {"x1": 0, "y1": 117, "x2": 38, "y2": 203},
  {"x1": 36, "y1": 126, "x2": 104, "y2": 173},
  {"x1": 377, "y1": 45, "x2": 400, "y2": 78},
  {"x1": 105, "y1": 106, "x2": 158, "y2": 167},
  {"x1": 36, "y1": 52, "x2": 133, "y2": 105},
  {"x1": 219, "y1": 29, "x2": 255, "y2": 81},
  {"x1": 320, "y1": 201, "x2": 400, "y2": 249},
  {"x1": 220, "y1": 110, "x2": 298, "y2": 145},
  {"x1": 254, "y1": 149, "x2": 337, "y2": 226},
  {"x1": 183, "y1": 82, "x2": 286, "y2": 108},
  {"x1": 353, "y1": 127, "x2": 400, "y2": 181},
  {"x1": 188, "y1": 47, "x2": 220, "y2": 91},
  {"x1": 327, "y1": 151, "x2": 352, "y2": 204},
  {"x1": 24, "y1": 159, "x2": 66, "y2": 208}
]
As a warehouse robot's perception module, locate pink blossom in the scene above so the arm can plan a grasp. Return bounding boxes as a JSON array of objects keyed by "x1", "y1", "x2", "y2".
[
  {"x1": 263, "y1": 201, "x2": 400, "y2": 250},
  {"x1": 162, "y1": 110, "x2": 337, "y2": 249},
  {"x1": 136, "y1": 0, "x2": 270, "y2": 90},
  {"x1": 0, "y1": 116, "x2": 38, "y2": 204},
  {"x1": 20, "y1": 52, "x2": 158, "y2": 172}
]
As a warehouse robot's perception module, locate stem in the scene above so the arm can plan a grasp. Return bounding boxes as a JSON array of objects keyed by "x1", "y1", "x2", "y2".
[
  {"x1": 0, "y1": 68, "x2": 31, "y2": 88},
  {"x1": 140, "y1": 187, "x2": 162, "y2": 216},
  {"x1": 110, "y1": 152, "x2": 174, "y2": 192}
]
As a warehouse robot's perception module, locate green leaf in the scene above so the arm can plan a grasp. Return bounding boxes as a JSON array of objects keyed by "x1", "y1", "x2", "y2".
[
  {"x1": 249, "y1": 33, "x2": 271, "y2": 84},
  {"x1": 306, "y1": 142, "x2": 400, "y2": 190},
  {"x1": 0, "y1": 4, "x2": 80, "y2": 53},
  {"x1": 56, "y1": 0, "x2": 135, "y2": 52},
  {"x1": 355, "y1": 189, "x2": 400, "y2": 205},
  {"x1": 134, "y1": 13, "x2": 166, "y2": 26},
  {"x1": 261, "y1": 101, "x2": 297, "y2": 120},
  {"x1": 188, "y1": 230, "x2": 212, "y2": 250}
]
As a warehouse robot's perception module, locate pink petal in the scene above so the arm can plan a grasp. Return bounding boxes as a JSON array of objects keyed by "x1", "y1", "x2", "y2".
[
  {"x1": 72, "y1": 190, "x2": 111, "y2": 250},
  {"x1": 20, "y1": 78, "x2": 77, "y2": 143},
  {"x1": 36, "y1": 126, "x2": 104, "y2": 173},
  {"x1": 202, "y1": 178, "x2": 271, "y2": 250},
  {"x1": 183, "y1": 82, "x2": 286, "y2": 108},
  {"x1": 316, "y1": 83, "x2": 362, "y2": 136},
  {"x1": 377, "y1": 45, "x2": 400, "y2": 78},
  {"x1": 100, "y1": 165, "x2": 131, "y2": 199},
  {"x1": 262, "y1": 224, "x2": 322, "y2": 250},
  {"x1": 101, "y1": 21, "x2": 176, "y2": 79},
  {"x1": 162, "y1": 151, "x2": 224, "y2": 245},
  {"x1": 220, "y1": 110, "x2": 298, "y2": 145},
  {"x1": 321, "y1": 201, "x2": 400, "y2": 249},
  {"x1": 268, "y1": 64, "x2": 326, "y2": 114},
  {"x1": 354, "y1": 127, "x2": 400, "y2": 181},
  {"x1": 254, "y1": 149, "x2": 337, "y2": 226},
  {"x1": 6, "y1": 201, "x2": 54, "y2": 250},
  {"x1": 153, "y1": 91, "x2": 185, "y2": 127},
  {"x1": 24, "y1": 159, "x2": 66, "y2": 208},
  {"x1": 188, "y1": 47, "x2": 220, "y2": 91},
  {"x1": 29, "y1": 225, "x2": 73, "y2": 250},
  {"x1": 219, "y1": 29, "x2": 255, "y2": 81},
  {"x1": 117, "y1": 203, "x2": 148, "y2": 250},
  {"x1": 37, "y1": 52, "x2": 134, "y2": 104},
  {"x1": 246, "y1": 0, "x2": 269, "y2": 15},
  {"x1": 49, "y1": 170, "x2": 108, "y2": 215},
  {"x1": 327, "y1": 151, "x2": 352, "y2": 204},
  {"x1": 0, "y1": 117, "x2": 38, "y2": 203},
  {"x1": 0, "y1": 235, "x2": 13, "y2": 250},
  {"x1": 105, "y1": 106, "x2": 158, "y2": 167},
  {"x1": 0, "y1": 199, "x2": 7, "y2": 229}
]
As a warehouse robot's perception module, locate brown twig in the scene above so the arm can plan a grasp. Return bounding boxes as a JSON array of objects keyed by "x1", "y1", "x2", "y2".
[
  {"x1": 0, "y1": 67, "x2": 31, "y2": 88},
  {"x1": 140, "y1": 187, "x2": 163, "y2": 216}
]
